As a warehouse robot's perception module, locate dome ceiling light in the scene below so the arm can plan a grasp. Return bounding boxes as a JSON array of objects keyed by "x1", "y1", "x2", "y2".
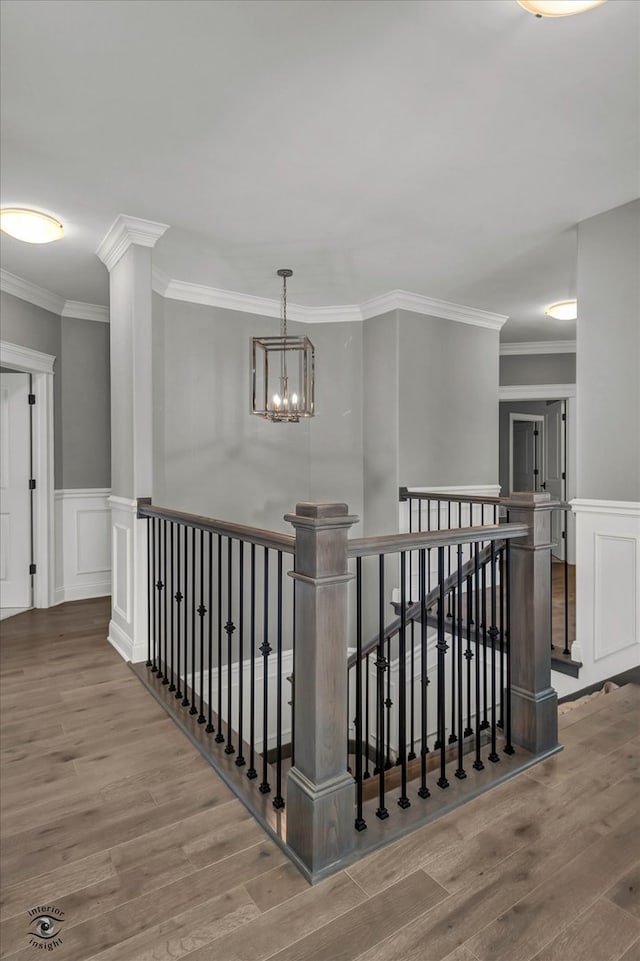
[
  {"x1": 0, "y1": 208, "x2": 65, "y2": 244},
  {"x1": 516, "y1": 1, "x2": 607, "y2": 16},
  {"x1": 545, "y1": 300, "x2": 577, "y2": 321}
]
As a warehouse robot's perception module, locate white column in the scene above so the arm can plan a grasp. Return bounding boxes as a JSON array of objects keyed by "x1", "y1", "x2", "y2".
[{"x1": 97, "y1": 215, "x2": 168, "y2": 662}]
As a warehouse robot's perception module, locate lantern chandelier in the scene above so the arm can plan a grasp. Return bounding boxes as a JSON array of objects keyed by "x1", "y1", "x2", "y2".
[{"x1": 251, "y1": 269, "x2": 315, "y2": 423}]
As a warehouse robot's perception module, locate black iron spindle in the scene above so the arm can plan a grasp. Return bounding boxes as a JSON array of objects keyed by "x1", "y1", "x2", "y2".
[
  {"x1": 152, "y1": 517, "x2": 160, "y2": 674},
  {"x1": 473, "y1": 542, "x2": 484, "y2": 771},
  {"x1": 197, "y1": 529, "x2": 207, "y2": 724},
  {"x1": 498, "y1": 546, "x2": 504, "y2": 729},
  {"x1": 376, "y1": 554, "x2": 388, "y2": 820},
  {"x1": 364, "y1": 651, "x2": 370, "y2": 780},
  {"x1": 259, "y1": 547, "x2": 271, "y2": 794},
  {"x1": 225, "y1": 538, "x2": 235, "y2": 753},
  {"x1": 236, "y1": 541, "x2": 245, "y2": 765},
  {"x1": 398, "y1": 552, "x2": 410, "y2": 808},
  {"x1": 206, "y1": 532, "x2": 214, "y2": 732},
  {"x1": 162, "y1": 519, "x2": 169, "y2": 684},
  {"x1": 455, "y1": 544, "x2": 466, "y2": 780},
  {"x1": 385, "y1": 634, "x2": 393, "y2": 771},
  {"x1": 146, "y1": 518, "x2": 152, "y2": 667},
  {"x1": 464, "y1": 573, "x2": 473, "y2": 737},
  {"x1": 449, "y1": 579, "x2": 457, "y2": 744},
  {"x1": 480, "y1": 561, "x2": 489, "y2": 731},
  {"x1": 436, "y1": 546, "x2": 449, "y2": 789},
  {"x1": 189, "y1": 527, "x2": 197, "y2": 714},
  {"x1": 181, "y1": 526, "x2": 190, "y2": 708},
  {"x1": 354, "y1": 557, "x2": 366, "y2": 829},
  {"x1": 488, "y1": 541, "x2": 500, "y2": 763},
  {"x1": 418, "y1": 548, "x2": 430, "y2": 799},
  {"x1": 273, "y1": 552, "x2": 284, "y2": 808},
  {"x1": 215, "y1": 534, "x2": 224, "y2": 742},
  {"x1": 169, "y1": 522, "x2": 176, "y2": 691},
  {"x1": 175, "y1": 525, "x2": 183, "y2": 702},
  {"x1": 247, "y1": 543, "x2": 257, "y2": 780}
]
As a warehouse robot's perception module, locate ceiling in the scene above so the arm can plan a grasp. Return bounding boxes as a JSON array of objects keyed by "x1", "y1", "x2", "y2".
[{"x1": 1, "y1": 0, "x2": 638, "y2": 341}]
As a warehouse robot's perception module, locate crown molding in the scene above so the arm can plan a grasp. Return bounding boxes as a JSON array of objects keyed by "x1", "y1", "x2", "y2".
[
  {"x1": 361, "y1": 290, "x2": 508, "y2": 330},
  {"x1": 0, "y1": 339, "x2": 55, "y2": 373},
  {"x1": 61, "y1": 300, "x2": 110, "y2": 323},
  {"x1": 499, "y1": 383, "x2": 576, "y2": 400},
  {"x1": 500, "y1": 340, "x2": 576, "y2": 356},
  {"x1": 96, "y1": 214, "x2": 170, "y2": 272},
  {"x1": 0, "y1": 269, "x2": 65, "y2": 315}
]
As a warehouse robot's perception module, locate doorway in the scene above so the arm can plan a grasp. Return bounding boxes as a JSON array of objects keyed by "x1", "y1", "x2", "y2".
[
  {"x1": 0, "y1": 371, "x2": 32, "y2": 612},
  {"x1": 509, "y1": 413, "x2": 544, "y2": 494}
]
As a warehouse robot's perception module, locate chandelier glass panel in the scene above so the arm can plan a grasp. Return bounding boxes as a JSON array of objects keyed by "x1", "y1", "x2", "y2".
[{"x1": 251, "y1": 269, "x2": 315, "y2": 423}]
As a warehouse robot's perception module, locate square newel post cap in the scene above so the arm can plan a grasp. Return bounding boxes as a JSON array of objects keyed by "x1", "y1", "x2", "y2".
[
  {"x1": 284, "y1": 502, "x2": 360, "y2": 530},
  {"x1": 501, "y1": 491, "x2": 559, "y2": 510}
]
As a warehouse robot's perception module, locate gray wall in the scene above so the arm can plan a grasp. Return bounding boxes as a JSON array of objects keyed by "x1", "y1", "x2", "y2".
[
  {"x1": 500, "y1": 353, "x2": 576, "y2": 386},
  {"x1": 362, "y1": 312, "x2": 399, "y2": 537},
  {"x1": 0, "y1": 290, "x2": 111, "y2": 490},
  {"x1": 153, "y1": 299, "x2": 363, "y2": 532},
  {"x1": 60, "y1": 317, "x2": 111, "y2": 488},
  {"x1": 398, "y1": 311, "x2": 499, "y2": 489},
  {"x1": 577, "y1": 199, "x2": 640, "y2": 501}
]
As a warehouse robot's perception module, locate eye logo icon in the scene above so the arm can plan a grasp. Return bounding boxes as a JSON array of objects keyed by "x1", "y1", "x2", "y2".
[{"x1": 27, "y1": 906, "x2": 64, "y2": 950}]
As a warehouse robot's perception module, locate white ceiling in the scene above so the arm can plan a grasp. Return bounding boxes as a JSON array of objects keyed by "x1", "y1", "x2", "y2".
[{"x1": 1, "y1": 0, "x2": 638, "y2": 341}]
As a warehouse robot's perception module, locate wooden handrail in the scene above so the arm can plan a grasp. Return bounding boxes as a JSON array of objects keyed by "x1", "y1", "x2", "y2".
[
  {"x1": 399, "y1": 486, "x2": 501, "y2": 506},
  {"x1": 137, "y1": 501, "x2": 296, "y2": 554},
  {"x1": 347, "y1": 522, "x2": 527, "y2": 558}
]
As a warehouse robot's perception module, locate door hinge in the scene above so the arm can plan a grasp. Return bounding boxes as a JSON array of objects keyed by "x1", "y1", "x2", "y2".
[
  {"x1": 28, "y1": 478, "x2": 36, "y2": 490},
  {"x1": 28, "y1": 393, "x2": 36, "y2": 405},
  {"x1": 561, "y1": 413, "x2": 566, "y2": 421},
  {"x1": 533, "y1": 429, "x2": 539, "y2": 436},
  {"x1": 533, "y1": 469, "x2": 539, "y2": 476},
  {"x1": 29, "y1": 563, "x2": 36, "y2": 575},
  {"x1": 561, "y1": 471, "x2": 566, "y2": 480}
]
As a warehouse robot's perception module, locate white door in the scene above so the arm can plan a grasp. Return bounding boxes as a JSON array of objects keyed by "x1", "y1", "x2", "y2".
[
  {"x1": 0, "y1": 372, "x2": 32, "y2": 608},
  {"x1": 545, "y1": 400, "x2": 564, "y2": 560},
  {"x1": 510, "y1": 415, "x2": 544, "y2": 493}
]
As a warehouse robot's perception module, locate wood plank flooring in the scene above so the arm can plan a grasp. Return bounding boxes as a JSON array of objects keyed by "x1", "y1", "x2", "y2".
[{"x1": 1, "y1": 599, "x2": 639, "y2": 961}]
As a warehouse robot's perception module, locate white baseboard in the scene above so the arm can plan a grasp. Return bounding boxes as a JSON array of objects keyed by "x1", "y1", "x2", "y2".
[{"x1": 54, "y1": 489, "x2": 112, "y2": 603}]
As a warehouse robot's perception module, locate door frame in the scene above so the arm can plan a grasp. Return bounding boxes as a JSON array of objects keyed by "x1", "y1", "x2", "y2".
[
  {"x1": 0, "y1": 341, "x2": 55, "y2": 607},
  {"x1": 509, "y1": 413, "x2": 545, "y2": 495}
]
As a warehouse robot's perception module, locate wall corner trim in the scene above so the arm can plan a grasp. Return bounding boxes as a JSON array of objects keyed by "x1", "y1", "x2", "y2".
[{"x1": 96, "y1": 214, "x2": 170, "y2": 272}]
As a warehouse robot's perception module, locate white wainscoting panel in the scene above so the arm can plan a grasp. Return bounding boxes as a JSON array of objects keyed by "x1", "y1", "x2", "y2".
[
  {"x1": 108, "y1": 496, "x2": 149, "y2": 664},
  {"x1": 54, "y1": 489, "x2": 111, "y2": 604},
  {"x1": 554, "y1": 499, "x2": 640, "y2": 699}
]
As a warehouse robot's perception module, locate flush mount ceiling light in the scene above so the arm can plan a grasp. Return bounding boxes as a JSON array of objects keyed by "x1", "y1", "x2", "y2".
[
  {"x1": 516, "y1": 0, "x2": 607, "y2": 16},
  {"x1": 251, "y1": 269, "x2": 315, "y2": 423},
  {"x1": 0, "y1": 208, "x2": 65, "y2": 243},
  {"x1": 545, "y1": 300, "x2": 577, "y2": 320}
]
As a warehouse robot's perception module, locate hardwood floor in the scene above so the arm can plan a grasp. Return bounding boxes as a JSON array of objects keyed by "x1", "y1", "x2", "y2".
[{"x1": 1, "y1": 599, "x2": 639, "y2": 961}]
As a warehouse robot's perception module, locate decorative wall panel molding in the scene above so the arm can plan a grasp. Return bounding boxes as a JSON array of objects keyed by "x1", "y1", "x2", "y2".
[{"x1": 54, "y1": 489, "x2": 111, "y2": 603}]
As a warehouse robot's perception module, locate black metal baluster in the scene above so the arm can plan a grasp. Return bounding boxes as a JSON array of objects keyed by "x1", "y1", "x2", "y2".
[
  {"x1": 189, "y1": 527, "x2": 197, "y2": 714},
  {"x1": 355, "y1": 556, "x2": 366, "y2": 829},
  {"x1": 152, "y1": 517, "x2": 161, "y2": 674},
  {"x1": 169, "y1": 522, "x2": 176, "y2": 691},
  {"x1": 464, "y1": 572, "x2": 473, "y2": 737},
  {"x1": 498, "y1": 546, "x2": 504, "y2": 729},
  {"x1": 385, "y1": 634, "x2": 393, "y2": 771},
  {"x1": 215, "y1": 534, "x2": 224, "y2": 742},
  {"x1": 363, "y1": 651, "x2": 370, "y2": 781},
  {"x1": 206, "y1": 532, "x2": 214, "y2": 733},
  {"x1": 473, "y1": 542, "x2": 484, "y2": 771},
  {"x1": 488, "y1": 541, "x2": 500, "y2": 763},
  {"x1": 236, "y1": 541, "x2": 245, "y2": 765},
  {"x1": 398, "y1": 552, "x2": 410, "y2": 808},
  {"x1": 181, "y1": 526, "x2": 190, "y2": 708},
  {"x1": 273, "y1": 552, "x2": 284, "y2": 808},
  {"x1": 480, "y1": 561, "x2": 489, "y2": 731},
  {"x1": 146, "y1": 518, "x2": 152, "y2": 668},
  {"x1": 247, "y1": 543, "x2": 257, "y2": 779},
  {"x1": 197, "y1": 529, "x2": 207, "y2": 724},
  {"x1": 504, "y1": 540, "x2": 514, "y2": 754},
  {"x1": 455, "y1": 544, "x2": 466, "y2": 780},
  {"x1": 175, "y1": 525, "x2": 183, "y2": 702},
  {"x1": 180, "y1": 527, "x2": 193, "y2": 707},
  {"x1": 447, "y1": 502, "x2": 452, "y2": 618},
  {"x1": 224, "y1": 538, "x2": 235, "y2": 753},
  {"x1": 563, "y1": 399, "x2": 571, "y2": 656},
  {"x1": 418, "y1": 548, "x2": 430, "y2": 799},
  {"x1": 162, "y1": 520, "x2": 169, "y2": 684},
  {"x1": 376, "y1": 554, "x2": 388, "y2": 819},
  {"x1": 259, "y1": 548, "x2": 271, "y2": 794},
  {"x1": 436, "y1": 547, "x2": 449, "y2": 789},
  {"x1": 449, "y1": 577, "x2": 457, "y2": 744}
]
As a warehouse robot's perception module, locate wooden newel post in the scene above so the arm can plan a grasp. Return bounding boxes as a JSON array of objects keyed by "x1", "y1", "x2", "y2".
[
  {"x1": 284, "y1": 502, "x2": 359, "y2": 881},
  {"x1": 501, "y1": 491, "x2": 560, "y2": 755}
]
